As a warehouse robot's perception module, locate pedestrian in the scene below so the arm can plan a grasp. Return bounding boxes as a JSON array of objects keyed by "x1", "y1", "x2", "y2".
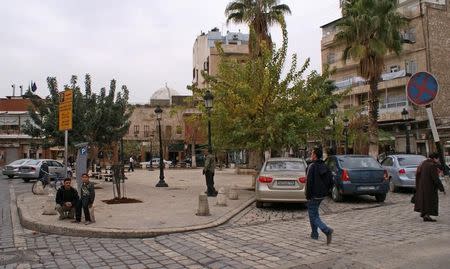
[
  {"x1": 203, "y1": 148, "x2": 218, "y2": 197},
  {"x1": 128, "y1": 156, "x2": 134, "y2": 172},
  {"x1": 55, "y1": 178, "x2": 79, "y2": 220},
  {"x1": 414, "y1": 152, "x2": 446, "y2": 222},
  {"x1": 305, "y1": 147, "x2": 334, "y2": 244},
  {"x1": 73, "y1": 173, "x2": 95, "y2": 225}
]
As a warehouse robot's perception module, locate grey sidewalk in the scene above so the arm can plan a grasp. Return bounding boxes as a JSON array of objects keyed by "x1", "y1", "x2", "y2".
[{"x1": 16, "y1": 168, "x2": 255, "y2": 238}]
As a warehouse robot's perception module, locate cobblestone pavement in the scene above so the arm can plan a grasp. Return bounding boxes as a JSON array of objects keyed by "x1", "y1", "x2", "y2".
[{"x1": 2, "y1": 177, "x2": 450, "y2": 269}]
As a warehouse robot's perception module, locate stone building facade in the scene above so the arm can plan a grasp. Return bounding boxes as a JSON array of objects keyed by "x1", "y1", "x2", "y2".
[{"x1": 321, "y1": 0, "x2": 450, "y2": 156}]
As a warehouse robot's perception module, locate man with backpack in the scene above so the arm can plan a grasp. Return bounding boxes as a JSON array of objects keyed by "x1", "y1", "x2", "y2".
[{"x1": 305, "y1": 147, "x2": 334, "y2": 244}]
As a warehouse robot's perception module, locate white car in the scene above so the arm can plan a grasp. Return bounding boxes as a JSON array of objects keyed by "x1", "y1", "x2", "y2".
[{"x1": 140, "y1": 158, "x2": 172, "y2": 168}]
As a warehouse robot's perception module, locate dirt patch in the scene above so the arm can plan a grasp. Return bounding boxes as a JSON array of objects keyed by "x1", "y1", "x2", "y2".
[{"x1": 102, "y1": 198, "x2": 142, "y2": 204}]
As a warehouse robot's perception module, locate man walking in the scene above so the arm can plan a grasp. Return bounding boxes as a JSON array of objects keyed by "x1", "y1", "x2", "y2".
[
  {"x1": 128, "y1": 156, "x2": 134, "y2": 172},
  {"x1": 55, "y1": 178, "x2": 79, "y2": 220},
  {"x1": 74, "y1": 173, "x2": 95, "y2": 225},
  {"x1": 203, "y1": 148, "x2": 218, "y2": 197},
  {"x1": 305, "y1": 147, "x2": 334, "y2": 244}
]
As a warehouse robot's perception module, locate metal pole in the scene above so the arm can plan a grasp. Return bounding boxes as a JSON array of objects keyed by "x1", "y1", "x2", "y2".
[
  {"x1": 344, "y1": 129, "x2": 348, "y2": 155},
  {"x1": 332, "y1": 117, "x2": 336, "y2": 154},
  {"x1": 405, "y1": 123, "x2": 411, "y2": 154},
  {"x1": 64, "y1": 130, "x2": 68, "y2": 177},
  {"x1": 149, "y1": 140, "x2": 153, "y2": 171},
  {"x1": 156, "y1": 119, "x2": 168, "y2": 187},
  {"x1": 207, "y1": 110, "x2": 212, "y2": 151},
  {"x1": 426, "y1": 106, "x2": 449, "y2": 175}
]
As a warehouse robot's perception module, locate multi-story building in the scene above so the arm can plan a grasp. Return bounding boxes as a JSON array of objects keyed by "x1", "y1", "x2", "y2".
[
  {"x1": 321, "y1": 0, "x2": 450, "y2": 156},
  {"x1": 0, "y1": 95, "x2": 45, "y2": 165},
  {"x1": 192, "y1": 27, "x2": 249, "y2": 89}
]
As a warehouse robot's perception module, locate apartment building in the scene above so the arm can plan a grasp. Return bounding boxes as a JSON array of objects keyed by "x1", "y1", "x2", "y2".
[
  {"x1": 0, "y1": 95, "x2": 45, "y2": 165},
  {"x1": 192, "y1": 27, "x2": 249, "y2": 89},
  {"x1": 321, "y1": 0, "x2": 450, "y2": 156}
]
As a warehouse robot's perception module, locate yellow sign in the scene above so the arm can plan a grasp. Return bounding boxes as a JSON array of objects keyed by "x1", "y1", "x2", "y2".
[{"x1": 58, "y1": 89, "x2": 73, "y2": 131}]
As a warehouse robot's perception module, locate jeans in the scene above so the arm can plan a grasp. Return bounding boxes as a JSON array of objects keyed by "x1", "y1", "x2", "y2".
[
  {"x1": 76, "y1": 197, "x2": 91, "y2": 221},
  {"x1": 307, "y1": 199, "x2": 331, "y2": 239}
]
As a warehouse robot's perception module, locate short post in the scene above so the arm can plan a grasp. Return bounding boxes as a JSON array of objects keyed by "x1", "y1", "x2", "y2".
[
  {"x1": 228, "y1": 184, "x2": 239, "y2": 200},
  {"x1": 42, "y1": 192, "x2": 57, "y2": 215},
  {"x1": 196, "y1": 193, "x2": 210, "y2": 216},
  {"x1": 216, "y1": 187, "x2": 227, "y2": 206}
]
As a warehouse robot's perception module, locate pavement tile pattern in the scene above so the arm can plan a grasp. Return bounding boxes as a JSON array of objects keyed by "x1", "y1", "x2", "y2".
[{"x1": 1, "y1": 177, "x2": 449, "y2": 269}]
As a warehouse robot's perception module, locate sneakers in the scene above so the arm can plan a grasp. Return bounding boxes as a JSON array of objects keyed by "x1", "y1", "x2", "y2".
[
  {"x1": 71, "y1": 220, "x2": 80, "y2": 223},
  {"x1": 84, "y1": 221, "x2": 92, "y2": 225},
  {"x1": 326, "y1": 229, "x2": 334, "y2": 245}
]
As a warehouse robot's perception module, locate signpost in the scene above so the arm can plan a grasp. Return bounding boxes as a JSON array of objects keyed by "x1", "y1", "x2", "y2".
[
  {"x1": 406, "y1": 72, "x2": 448, "y2": 174},
  {"x1": 59, "y1": 89, "x2": 73, "y2": 177}
]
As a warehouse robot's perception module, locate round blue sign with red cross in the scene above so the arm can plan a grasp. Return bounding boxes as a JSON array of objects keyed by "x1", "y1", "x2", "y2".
[{"x1": 406, "y1": 71, "x2": 439, "y2": 107}]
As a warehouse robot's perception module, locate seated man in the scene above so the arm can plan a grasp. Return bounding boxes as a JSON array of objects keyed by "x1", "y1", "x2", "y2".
[{"x1": 55, "y1": 178, "x2": 79, "y2": 220}]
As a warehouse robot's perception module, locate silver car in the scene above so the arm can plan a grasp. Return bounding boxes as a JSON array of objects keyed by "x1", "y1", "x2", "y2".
[
  {"x1": 2, "y1": 159, "x2": 33, "y2": 178},
  {"x1": 255, "y1": 157, "x2": 308, "y2": 208},
  {"x1": 18, "y1": 159, "x2": 72, "y2": 182},
  {"x1": 381, "y1": 154, "x2": 426, "y2": 192}
]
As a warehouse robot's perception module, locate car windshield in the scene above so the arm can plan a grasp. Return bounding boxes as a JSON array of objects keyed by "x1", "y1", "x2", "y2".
[
  {"x1": 26, "y1": 160, "x2": 41, "y2": 165},
  {"x1": 338, "y1": 157, "x2": 381, "y2": 169},
  {"x1": 10, "y1": 159, "x2": 28, "y2": 165},
  {"x1": 398, "y1": 156, "x2": 426, "y2": 167},
  {"x1": 265, "y1": 161, "x2": 306, "y2": 171}
]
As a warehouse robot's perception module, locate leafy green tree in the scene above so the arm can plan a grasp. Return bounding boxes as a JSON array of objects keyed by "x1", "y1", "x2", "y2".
[
  {"x1": 225, "y1": 0, "x2": 291, "y2": 56},
  {"x1": 200, "y1": 24, "x2": 339, "y2": 165},
  {"x1": 334, "y1": 0, "x2": 406, "y2": 157}
]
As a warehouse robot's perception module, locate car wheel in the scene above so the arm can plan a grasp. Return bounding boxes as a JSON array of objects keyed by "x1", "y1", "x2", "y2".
[
  {"x1": 23, "y1": 179, "x2": 30, "y2": 183},
  {"x1": 375, "y1": 193, "x2": 387, "y2": 203},
  {"x1": 331, "y1": 185, "x2": 343, "y2": 202},
  {"x1": 255, "y1": 201, "x2": 264, "y2": 208},
  {"x1": 7, "y1": 175, "x2": 14, "y2": 179},
  {"x1": 389, "y1": 179, "x2": 398, "y2": 193}
]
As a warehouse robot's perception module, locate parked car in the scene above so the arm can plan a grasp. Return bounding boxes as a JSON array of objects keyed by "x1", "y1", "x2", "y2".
[
  {"x1": 140, "y1": 158, "x2": 172, "y2": 168},
  {"x1": 2, "y1": 159, "x2": 33, "y2": 178},
  {"x1": 381, "y1": 154, "x2": 426, "y2": 192},
  {"x1": 325, "y1": 155, "x2": 389, "y2": 202},
  {"x1": 255, "y1": 157, "x2": 308, "y2": 208},
  {"x1": 18, "y1": 159, "x2": 72, "y2": 182}
]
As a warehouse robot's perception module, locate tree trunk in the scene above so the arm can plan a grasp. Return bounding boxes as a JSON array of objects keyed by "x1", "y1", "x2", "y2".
[{"x1": 368, "y1": 79, "x2": 379, "y2": 158}]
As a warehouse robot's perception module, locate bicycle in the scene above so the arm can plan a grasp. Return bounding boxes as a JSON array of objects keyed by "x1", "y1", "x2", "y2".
[{"x1": 31, "y1": 170, "x2": 65, "y2": 195}]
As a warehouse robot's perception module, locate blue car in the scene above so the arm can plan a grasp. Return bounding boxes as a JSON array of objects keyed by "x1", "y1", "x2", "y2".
[
  {"x1": 381, "y1": 154, "x2": 426, "y2": 192},
  {"x1": 325, "y1": 155, "x2": 389, "y2": 202}
]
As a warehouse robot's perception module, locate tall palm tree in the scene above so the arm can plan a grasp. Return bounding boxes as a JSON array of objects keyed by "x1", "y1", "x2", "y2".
[
  {"x1": 225, "y1": 0, "x2": 291, "y2": 56},
  {"x1": 334, "y1": 0, "x2": 406, "y2": 157}
]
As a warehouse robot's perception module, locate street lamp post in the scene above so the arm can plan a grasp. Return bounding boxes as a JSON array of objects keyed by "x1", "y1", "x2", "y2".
[
  {"x1": 343, "y1": 117, "x2": 349, "y2": 155},
  {"x1": 330, "y1": 102, "x2": 337, "y2": 154},
  {"x1": 204, "y1": 90, "x2": 214, "y2": 151},
  {"x1": 401, "y1": 108, "x2": 411, "y2": 154},
  {"x1": 154, "y1": 106, "x2": 168, "y2": 187},
  {"x1": 149, "y1": 132, "x2": 154, "y2": 171}
]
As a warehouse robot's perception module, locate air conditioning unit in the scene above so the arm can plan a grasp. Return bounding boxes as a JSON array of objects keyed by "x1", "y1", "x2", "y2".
[{"x1": 401, "y1": 32, "x2": 416, "y2": 44}]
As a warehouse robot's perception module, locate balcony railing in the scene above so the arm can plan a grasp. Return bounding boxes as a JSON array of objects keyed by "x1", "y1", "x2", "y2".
[{"x1": 334, "y1": 70, "x2": 407, "y2": 90}]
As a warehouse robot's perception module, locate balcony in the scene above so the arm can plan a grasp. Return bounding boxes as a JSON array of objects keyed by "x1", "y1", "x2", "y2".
[{"x1": 334, "y1": 70, "x2": 408, "y2": 95}]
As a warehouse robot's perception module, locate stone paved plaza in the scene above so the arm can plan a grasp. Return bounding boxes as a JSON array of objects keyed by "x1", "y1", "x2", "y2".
[{"x1": 1, "y1": 172, "x2": 450, "y2": 269}]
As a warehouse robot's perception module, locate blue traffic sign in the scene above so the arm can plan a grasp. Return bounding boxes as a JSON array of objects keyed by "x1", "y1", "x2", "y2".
[{"x1": 406, "y1": 72, "x2": 439, "y2": 107}]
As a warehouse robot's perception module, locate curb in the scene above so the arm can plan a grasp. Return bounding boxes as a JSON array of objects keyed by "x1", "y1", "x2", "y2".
[{"x1": 17, "y1": 194, "x2": 255, "y2": 238}]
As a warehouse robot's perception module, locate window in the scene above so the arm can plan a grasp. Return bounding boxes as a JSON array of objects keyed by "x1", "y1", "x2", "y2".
[
  {"x1": 144, "y1": 125, "x2": 150, "y2": 137},
  {"x1": 165, "y1": 125, "x2": 172, "y2": 138},
  {"x1": 390, "y1": 65, "x2": 400, "y2": 73},
  {"x1": 405, "y1": 60, "x2": 418, "y2": 76},
  {"x1": 402, "y1": 28, "x2": 416, "y2": 44},
  {"x1": 134, "y1": 125, "x2": 140, "y2": 135},
  {"x1": 381, "y1": 157, "x2": 394, "y2": 167},
  {"x1": 327, "y1": 52, "x2": 336, "y2": 64},
  {"x1": 176, "y1": 125, "x2": 182, "y2": 135},
  {"x1": 192, "y1": 68, "x2": 195, "y2": 79},
  {"x1": 326, "y1": 158, "x2": 338, "y2": 173}
]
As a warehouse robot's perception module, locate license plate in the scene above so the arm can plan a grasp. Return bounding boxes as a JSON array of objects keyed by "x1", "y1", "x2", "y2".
[
  {"x1": 277, "y1": 180, "x2": 296, "y2": 186},
  {"x1": 358, "y1": 186, "x2": 376, "y2": 191}
]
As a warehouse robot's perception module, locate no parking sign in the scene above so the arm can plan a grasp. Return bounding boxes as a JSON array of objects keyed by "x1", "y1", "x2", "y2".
[{"x1": 406, "y1": 72, "x2": 439, "y2": 106}]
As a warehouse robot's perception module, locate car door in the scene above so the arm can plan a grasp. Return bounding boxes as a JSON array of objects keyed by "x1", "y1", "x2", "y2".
[
  {"x1": 52, "y1": 161, "x2": 65, "y2": 176},
  {"x1": 381, "y1": 157, "x2": 396, "y2": 182}
]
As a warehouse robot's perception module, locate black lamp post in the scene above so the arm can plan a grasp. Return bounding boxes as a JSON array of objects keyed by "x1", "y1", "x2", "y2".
[
  {"x1": 330, "y1": 102, "x2": 338, "y2": 154},
  {"x1": 149, "y1": 132, "x2": 154, "y2": 171},
  {"x1": 343, "y1": 117, "x2": 349, "y2": 155},
  {"x1": 204, "y1": 90, "x2": 214, "y2": 151},
  {"x1": 155, "y1": 105, "x2": 168, "y2": 187},
  {"x1": 401, "y1": 108, "x2": 411, "y2": 154}
]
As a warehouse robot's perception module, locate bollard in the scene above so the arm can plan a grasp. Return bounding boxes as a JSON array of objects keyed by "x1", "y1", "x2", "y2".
[
  {"x1": 196, "y1": 193, "x2": 210, "y2": 216},
  {"x1": 89, "y1": 205, "x2": 96, "y2": 223},
  {"x1": 42, "y1": 192, "x2": 57, "y2": 215},
  {"x1": 228, "y1": 184, "x2": 239, "y2": 200},
  {"x1": 34, "y1": 181, "x2": 45, "y2": 195},
  {"x1": 216, "y1": 187, "x2": 227, "y2": 206}
]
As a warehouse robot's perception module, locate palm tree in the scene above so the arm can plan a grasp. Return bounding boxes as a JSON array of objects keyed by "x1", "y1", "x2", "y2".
[
  {"x1": 225, "y1": 0, "x2": 291, "y2": 56},
  {"x1": 334, "y1": 0, "x2": 406, "y2": 157}
]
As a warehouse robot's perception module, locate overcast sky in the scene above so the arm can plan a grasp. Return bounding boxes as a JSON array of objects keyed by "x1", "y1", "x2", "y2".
[{"x1": 0, "y1": 0, "x2": 341, "y2": 103}]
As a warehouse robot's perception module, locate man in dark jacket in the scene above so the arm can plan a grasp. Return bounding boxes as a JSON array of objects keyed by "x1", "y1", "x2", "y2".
[
  {"x1": 414, "y1": 152, "x2": 446, "y2": 222},
  {"x1": 74, "y1": 173, "x2": 95, "y2": 225},
  {"x1": 305, "y1": 147, "x2": 334, "y2": 244},
  {"x1": 55, "y1": 178, "x2": 79, "y2": 220}
]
